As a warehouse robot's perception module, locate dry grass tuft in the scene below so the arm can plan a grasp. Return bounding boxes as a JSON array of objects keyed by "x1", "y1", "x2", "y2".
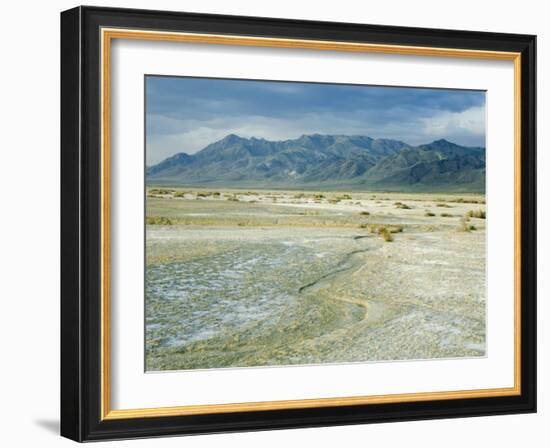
[
  {"x1": 457, "y1": 217, "x2": 477, "y2": 232},
  {"x1": 466, "y1": 209, "x2": 486, "y2": 219},
  {"x1": 379, "y1": 228, "x2": 394, "y2": 242}
]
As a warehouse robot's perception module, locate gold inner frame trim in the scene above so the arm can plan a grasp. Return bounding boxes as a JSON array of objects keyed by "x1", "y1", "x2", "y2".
[{"x1": 100, "y1": 27, "x2": 522, "y2": 421}]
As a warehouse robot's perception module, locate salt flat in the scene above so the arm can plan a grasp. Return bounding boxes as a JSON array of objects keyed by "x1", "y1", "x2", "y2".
[{"x1": 145, "y1": 188, "x2": 486, "y2": 371}]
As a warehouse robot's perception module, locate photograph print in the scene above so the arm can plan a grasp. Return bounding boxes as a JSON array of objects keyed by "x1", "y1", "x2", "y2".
[{"x1": 144, "y1": 76, "x2": 487, "y2": 372}]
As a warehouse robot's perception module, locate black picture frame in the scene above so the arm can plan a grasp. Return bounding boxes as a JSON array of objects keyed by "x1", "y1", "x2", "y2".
[{"x1": 61, "y1": 5, "x2": 536, "y2": 442}]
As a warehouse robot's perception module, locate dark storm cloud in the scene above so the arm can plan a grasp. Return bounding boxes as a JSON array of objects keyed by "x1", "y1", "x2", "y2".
[{"x1": 145, "y1": 76, "x2": 485, "y2": 165}]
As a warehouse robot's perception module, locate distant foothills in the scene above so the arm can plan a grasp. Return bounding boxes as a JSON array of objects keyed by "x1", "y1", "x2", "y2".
[{"x1": 146, "y1": 134, "x2": 486, "y2": 193}]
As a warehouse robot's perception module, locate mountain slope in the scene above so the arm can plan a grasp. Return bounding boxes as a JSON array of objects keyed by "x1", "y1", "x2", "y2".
[
  {"x1": 362, "y1": 139, "x2": 485, "y2": 191},
  {"x1": 147, "y1": 134, "x2": 485, "y2": 192}
]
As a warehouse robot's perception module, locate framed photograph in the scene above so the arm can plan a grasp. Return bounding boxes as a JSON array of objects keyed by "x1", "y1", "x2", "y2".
[{"x1": 60, "y1": 6, "x2": 536, "y2": 442}]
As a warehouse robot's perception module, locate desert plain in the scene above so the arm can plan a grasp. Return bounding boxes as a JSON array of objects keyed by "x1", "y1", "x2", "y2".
[{"x1": 145, "y1": 188, "x2": 486, "y2": 371}]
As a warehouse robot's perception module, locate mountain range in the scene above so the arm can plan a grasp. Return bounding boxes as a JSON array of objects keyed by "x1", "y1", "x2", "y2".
[{"x1": 146, "y1": 134, "x2": 486, "y2": 192}]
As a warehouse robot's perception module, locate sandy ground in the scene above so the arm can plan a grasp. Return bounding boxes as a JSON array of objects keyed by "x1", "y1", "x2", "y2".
[{"x1": 145, "y1": 188, "x2": 486, "y2": 371}]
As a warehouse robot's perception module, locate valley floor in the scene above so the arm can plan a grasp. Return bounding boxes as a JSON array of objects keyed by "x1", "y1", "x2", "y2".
[{"x1": 145, "y1": 188, "x2": 486, "y2": 371}]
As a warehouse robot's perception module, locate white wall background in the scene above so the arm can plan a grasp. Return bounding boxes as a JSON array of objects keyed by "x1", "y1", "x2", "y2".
[{"x1": 0, "y1": 0, "x2": 546, "y2": 446}]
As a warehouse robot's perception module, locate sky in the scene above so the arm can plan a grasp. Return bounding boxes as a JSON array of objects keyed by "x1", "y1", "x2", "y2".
[{"x1": 145, "y1": 76, "x2": 486, "y2": 166}]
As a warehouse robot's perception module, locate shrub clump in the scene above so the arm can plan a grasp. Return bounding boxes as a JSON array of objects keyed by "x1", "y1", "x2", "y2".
[
  {"x1": 337, "y1": 194, "x2": 353, "y2": 200},
  {"x1": 394, "y1": 201, "x2": 411, "y2": 209},
  {"x1": 365, "y1": 224, "x2": 403, "y2": 234},
  {"x1": 146, "y1": 216, "x2": 173, "y2": 225},
  {"x1": 449, "y1": 197, "x2": 485, "y2": 204},
  {"x1": 424, "y1": 211, "x2": 435, "y2": 217},
  {"x1": 360, "y1": 211, "x2": 370, "y2": 216},
  {"x1": 440, "y1": 213, "x2": 454, "y2": 218},
  {"x1": 148, "y1": 188, "x2": 174, "y2": 195},
  {"x1": 394, "y1": 202, "x2": 411, "y2": 210}
]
